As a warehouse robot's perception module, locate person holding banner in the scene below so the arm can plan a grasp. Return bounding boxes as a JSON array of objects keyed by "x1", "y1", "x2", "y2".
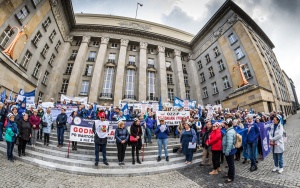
[
  {"x1": 130, "y1": 118, "x2": 143, "y2": 165},
  {"x1": 87, "y1": 104, "x2": 95, "y2": 120},
  {"x1": 77, "y1": 105, "x2": 86, "y2": 118},
  {"x1": 69, "y1": 110, "x2": 79, "y2": 150},
  {"x1": 17, "y1": 113, "x2": 31, "y2": 156},
  {"x1": 17, "y1": 102, "x2": 26, "y2": 118},
  {"x1": 145, "y1": 112, "x2": 156, "y2": 144},
  {"x1": 155, "y1": 118, "x2": 170, "y2": 162},
  {"x1": 5, "y1": 113, "x2": 18, "y2": 162},
  {"x1": 180, "y1": 122, "x2": 197, "y2": 164},
  {"x1": 42, "y1": 108, "x2": 53, "y2": 146},
  {"x1": 29, "y1": 109, "x2": 41, "y2": 148},
  {"x1": 115, "y1": 120, "x2": 129, "y2": 165},
  {"x1": 270, "y1": 115, "x2": 285, "y2": 174},
  {"x1": 56, "y1": 107, "x2": 68, "y2": 148}
]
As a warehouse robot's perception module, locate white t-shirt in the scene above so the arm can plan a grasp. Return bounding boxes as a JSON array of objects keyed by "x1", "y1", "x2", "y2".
[{"x1": 95, "y1": 120, "x2": 109, "y2": 138}]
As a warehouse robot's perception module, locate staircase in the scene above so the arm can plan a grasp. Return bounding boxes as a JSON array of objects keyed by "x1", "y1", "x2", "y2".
[{"x1": 0, "y1": 130, "x2": 203, "y2": 176}]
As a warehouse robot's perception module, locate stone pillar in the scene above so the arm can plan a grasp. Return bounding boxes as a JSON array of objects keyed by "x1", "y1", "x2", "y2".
[
  {"x1": 188, "y1": 53, "x2": 202, "y2": 103},
  {"x1": 44, "y1": 35, "x2": 73, "y2": 101},
  {"x1": 88, "y1": 37, "x2": 109, "y2": 103},
  {"x1": 66, "y1": 36, "x2": 91, "y2": 97},
  {"x1": 113, "y1": 39, "x2": 129, "y2": 106},
  {"x1": 138, "y1": 42, "x2": 148, "y2": 101},
  {"x1": 157, "y1": 45, "x2": 168, "y2": 103},
  {"x1": 173, "y1": 49, "x2": 186, "y2": 99}
]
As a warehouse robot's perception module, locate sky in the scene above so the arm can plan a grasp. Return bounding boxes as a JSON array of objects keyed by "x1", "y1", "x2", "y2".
[{"x1": 72, "y1": 0, "x2": 300, "y2": 101}]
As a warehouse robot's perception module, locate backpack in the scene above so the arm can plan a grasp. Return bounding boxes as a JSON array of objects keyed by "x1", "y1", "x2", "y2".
[{"x1": 235, "y1": 133, "x2": 242, "y2": 148}]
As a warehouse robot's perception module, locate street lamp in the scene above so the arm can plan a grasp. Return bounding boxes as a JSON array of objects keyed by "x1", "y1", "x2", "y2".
[{"x1": 135, "y1": 2, "x2": 143, "y2": 19}]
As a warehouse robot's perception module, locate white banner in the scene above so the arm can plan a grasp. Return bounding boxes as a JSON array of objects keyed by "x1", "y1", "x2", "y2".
[
  {"x1": 61, "y1": 94, "x2": 88, "y2": 104},
  {"x1": 156, "y1": 111, "x2": 190, "y2": 126}
]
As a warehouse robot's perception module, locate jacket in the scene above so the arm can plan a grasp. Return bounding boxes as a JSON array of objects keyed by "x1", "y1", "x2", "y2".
[
  {"x1": 202, "y1": 126, "x2": 212, "y2": 148},
  {"x1": 37, "y1": 110, "x2": 44, "y2": 119},
  {"x1": 42, "y1": 113, "x2": 53, "y2": 134},
  {"x1": 246, "y1": 122, "x2": 260, "y2": 143},
  {"x1": 130, "y1": 124, "x2": 143, "y2": 148},
  {"x1": 56, "y1": 113, "x2": 67, "y2": 128},
  {"x1": 155, "y1": 124, "x2": 170, "y2": 139},
  {"x1": 5, "y1": 120, "x2": 18, "y2": 142},
  {"x1": 0, "y1": 108, "x2": 7, "y2": 123},
  {"x1": 269, "y1": 123, "x2": 284, "y2": 153},
  {"x1": 17, "y1": 119, "x2": 31, "y2": 140},
  {"x1": 77, "y1": 109, "x2": 86, "y2": 118},
  {"x1": 86, "y1": 109, "x2": 95, "y2": 119},
  {"x1": 115, "y1": 127, "x2": 129, "y2": 143},
  {"x1": 206, "y1": 128, "x2": 222, "y2": 151},
  {"x1": 222, "y1": 127, "x2": 236, "y2": 156},
  {"x1": 29, "y1": 115, "x2": 41, "y2": 130},
  {"x1": 145, "y1": 116, "x2": 156, "y2": 129},
  {"x1": 17, "y1": 106, "x2": 26, "y2": 118}
]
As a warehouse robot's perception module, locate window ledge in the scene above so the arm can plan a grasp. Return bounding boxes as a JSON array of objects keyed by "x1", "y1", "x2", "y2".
[
  {"x1": 203, "y1": 97, "x2": 209, "y2": 99},
  {"x1": 82, "y1": 75, "x2": 92, "y2": 77},
  {"x1": 42, "y1": 83, "x2": 47, "y2": 87},
  {"x1": 48, "y1": 63, "x2": 53, "y2": 68},
  {"x1": 219, "y1": 68, "x2": 226, "y2": 72},
  {"x1": 212, "y1": 92, "x2": 219, "y2": 95},
  {"x1": 209, "y1": 75, "x2": 215, "y2": 78},
  {"x1": 223, "y1": 87, "x2": 232, "y2": 91},
  {"x1": 230, "y1": 40, "x2": 238, "y2": 45},
  {"x1": 41, "y1": 53, "x2": 46, "y2": 59},
  {"x1": 237, "y1": 55, "x2": 245, "y2": 61},
  {"x1": 215, "y1": 54, "x2": 221, "y2": 58},
  {"x1": 32, "y1": 75, "x2": 38, "y2": 80},
  {"x1": 201, "y1": 80, "x2": 206, "y2": 83},
  {"x1": 206, "y1": 61, "x2": 211, "y2": 65},
  {"x1": 31, "y1": 41, "x2": 38, "y2": 48},
  {"x1": 78, "y1": 94, "x2": 88, "y2": 96}
]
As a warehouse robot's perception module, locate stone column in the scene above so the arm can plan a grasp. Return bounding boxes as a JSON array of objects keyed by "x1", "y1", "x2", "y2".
[
  {"x1": 88, "y1": 37, "x2": 109, "y2": 102},
  {"x1": 173, "y1": 49, "x2": 186, "y2": 99},
  {"x1": 157, "y1": 45, "x2": 168, "y2": 103},
  {"x1": 44, "y1": 35, "x2": 73, "y2": 101},
  {"x1": 188, "y1": 53, "x2": 202, "y2": 103},
  {"x1": 138, "y1": 42, "x2": 148, "y2": 101},
  {"x1": 113, "y1": 39, "x2": 129, "y2": 106},
  {"x1": 66, "y1": 36, "x2": 91, "y2": 97}
]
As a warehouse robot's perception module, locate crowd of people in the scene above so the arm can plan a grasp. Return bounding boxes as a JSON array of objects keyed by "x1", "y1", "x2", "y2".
[{"x1": 0, "y1": 98, "x2": 287, "y2": 184}]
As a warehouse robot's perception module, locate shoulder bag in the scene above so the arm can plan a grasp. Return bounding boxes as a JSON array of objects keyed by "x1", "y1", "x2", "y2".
[{"x1": 130, "y1": 128, "x2": 139, "y2": 142}]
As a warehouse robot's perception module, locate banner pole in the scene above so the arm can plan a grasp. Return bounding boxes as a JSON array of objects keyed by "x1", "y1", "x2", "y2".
[{"x1": 67, "y1": 140, "x2": 70, "y2": 158}]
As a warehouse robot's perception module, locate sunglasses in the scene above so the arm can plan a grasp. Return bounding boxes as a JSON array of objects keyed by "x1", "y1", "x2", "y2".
[{"x1": 100, "y1": 117, "x2": 105, "y2": 119}]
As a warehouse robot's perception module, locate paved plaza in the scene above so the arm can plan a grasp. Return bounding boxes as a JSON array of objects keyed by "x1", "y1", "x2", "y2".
[{"x1": 0, "y1": 112, "x2": 299, "y2": 188}]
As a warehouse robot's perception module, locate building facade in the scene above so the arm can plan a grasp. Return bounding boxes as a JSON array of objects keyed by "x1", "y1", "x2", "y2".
[{"x1": 0, "y1": 0, "x2": 297, "y2": 114}]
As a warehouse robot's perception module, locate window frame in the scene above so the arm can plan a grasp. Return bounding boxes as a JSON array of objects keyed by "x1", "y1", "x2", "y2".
[
  {"x1": 208, "y1": 66, "x2": 215, "y2": 78},
  {"x1": 212, "y1": 82, "x2": 219, "y2": 95},
  {"x1": 20, "y1": 50, "x2": 32, "y2": 69},
  {"x1": 60, "y1": 79, "x2": 69, "y2": 94},
  {"x1": 42, "y1": 71, "x2": 49, "y2": 85},
  {"x1": 228, "y1": 33, "x2": 237, "y2": 45},
  {"x1": 125, "y1": 69, "x2": 135, "y2": 96},
  {"x1": 0, "y1": 26, "x2": 14, "y2": 48},
  {"x1": 80, "y1": 81, "x2": 90, "y2": 95},
  {"x1": 102, "y1": 67, "x2": 114, "y2": 95},
  {"x1": 15, "y1": 6, "x2": 29, "y2": 24},
  {"x1": 42, "y1": 17, "x2": 51, "y2": 31},
  {"x1": 235, "y1": 47, "x2": 245, "y2": 60},
  {"x1": 32, "y1": 62, "x2": 41, "y2": 79}
]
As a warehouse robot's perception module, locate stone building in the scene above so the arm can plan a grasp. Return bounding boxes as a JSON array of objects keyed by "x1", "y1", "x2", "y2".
[{"x1": 0, "y1": 0, "x2": 296, "y2": 114}]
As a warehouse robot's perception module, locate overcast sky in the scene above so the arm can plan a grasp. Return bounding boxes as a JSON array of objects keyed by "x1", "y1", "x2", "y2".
[{"x1": 72, "y1": 0, "x2": 300, "y2": 101}]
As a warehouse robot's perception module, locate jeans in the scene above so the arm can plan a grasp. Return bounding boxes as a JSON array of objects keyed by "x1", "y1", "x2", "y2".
[
  {"x1": 157, "y1": 138, "x2": 168, "y2": 157},
  {"x1": 185, "y1": 150, "x2": 193, "y2": 162},
  {"x1": 196, "y1": 132, "x2": 201, "y2": 145},
  {"x1": 44, "y1": 133, "x2": 49, "y2": 144},
  {"x1": 31, "y1": 129, "x2": 39, "y2": 145},
  {"x1": 212, "y1": 150, "x2": 222, "y2": 170},
  {"x1": 242, "y1": 143, "x2": 249, "y2": 160},
  {"x1": 57, "y1": 127, "x2": 65, "y2": 145},
  {"x1": 117, "y1": 143, "x2": 127, "y2": 162},
  {"x1": 247, "y1": 142, "x2": 258, "y2": 167},
  {"x1": 6, "y1": 141, "x2": 14, "y2": 160},
  {"x1": 273, "y1": 153, "x2": 283, "y2": 168},
  {"x1": 146, "y1": 128, "x2": 152, "y2": 143},
  {"x1": 201, "y1": 148, "x2": 212, "y2": 165},
  {"x1": 0, "y1": 122, "x2": 3, "y2": 140},
  {"x1": 95, "y1": 143, "x2": 107, "y2": 162},
  {"x1": 225, "y1": 154, "x2": 235, "y2": 180},
  {"x1": 18, "y1": 138, "x2": 27, "y2": 154}
]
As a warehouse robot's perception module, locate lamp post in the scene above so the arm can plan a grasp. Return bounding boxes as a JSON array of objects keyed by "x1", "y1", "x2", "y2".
[{"x1": 135, "y1": 2, "x2": 143, "y2": 19}]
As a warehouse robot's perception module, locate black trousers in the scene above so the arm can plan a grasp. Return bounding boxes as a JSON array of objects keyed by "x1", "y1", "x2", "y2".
[
  {"x1": 212, "y1": 150, "x2": 222, "y2": 170},
  {"x1": 225, "y1": 154, "x2": 235, "y2": 181},
  {"x1": 257, "y1": 139, "x2": 262, "y2": 156},
  {"x1": 131, "y1": 146, "x2": 140, "y2": 162},
  {"x1": 235, "y1": 148, "x2": 242, "y2": 160},
  {"x1": 18, "y1": 138, "x2": 27, "y2": 154},
  {"x1": 72, "y1": 141, "x2": 77, "y2": 148},
  {"x1": 44, "y1": 133, "x2": 49, "y2": 144},
  {"x1": 117, "y1": 143, "x2": 127, "y2": 162}
]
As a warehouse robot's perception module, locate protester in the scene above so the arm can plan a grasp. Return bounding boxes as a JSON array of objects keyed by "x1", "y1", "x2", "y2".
[
  {"x1": 56, "y1": 106, "x2": 67, "y2": 148},
  {"x1": 145, "y1": 112, "x2": 156, "y2": 144},
  {"x1": 177, "y1": 117, "x2": 187, "y2": 137},
  {"x1": 130, "y1": 118, "x2": 142, "y2": 165},
  {"x1": 87, "y1": 104, "x2": 95, "y2": 120},
  {"x1": 68, "y1": 110, "x2": 79, "y2": 150},
  {"x1": 37, "y1": 105, "x2": 44, "y2": 140},
  {"x1": 29, "y1": 109, "x2": 40, "y2": 148},
  {"x1": 17, "y1": 113, "x2": 31, "y2": 156},
  {"x1": 115, "y1": 120, "x2": 129, "y2": 165},
  {"x1": 5, "y1": 113, "x2": 18, "y2": 162},
  {"x1": 11, "y1": 105, "x2": 21, "y2": 123},
  {"x1": 42, "y1": 107, "x2": 53, "y2": 146},
  {"x1": 155, "y1": 118, "x2": 170, "y2": 162},
  {"x1": 194, "y1": 115, "x2": 202, "y2": 147},
  {"x1": 200, "y1": 119, "x2": 212, "y2": 166},
  {"x1": 0, "y1": 102, "x2": 7, "y2": 141},
  {"x1": 180, "y1": 122, "x2": 197, "y2": 164},
  {"x1": 77, "y1": 105, "x2": 86, "y2": 118},
  {"x1": 17, "y1": 102, "x2": 26, "y2": 118}
]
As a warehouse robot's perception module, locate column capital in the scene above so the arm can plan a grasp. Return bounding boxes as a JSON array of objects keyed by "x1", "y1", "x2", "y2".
[
  {"x1": 82, "y1": 36, "x2": 91, "y2": 43},
  {"x1": 120, "y1": 39, "x2": 129, "y2": 46},
  {"x1": 157, "y1": 46, "x2": 165, "y2": 53},
  {"x1": 188, "y1": 53, "x2": 195, "y2": 61},
  {"x1": 65, "y1": 35, "x2": 73, "y2": 43},
  {"x1": 101, "y1": 37, "x2": 110, "y2": 44},
  {"x1": 173, "y1": 49, "x2": 181, "y2": 57},
  {"x1": 139, "y1": 42, "x2": 148, "y2": 49}
]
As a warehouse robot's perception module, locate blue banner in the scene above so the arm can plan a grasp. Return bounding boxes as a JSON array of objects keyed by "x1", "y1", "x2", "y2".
[
  {"x1": 173, "y1": 96, "x2": 197, "y2": 109},
  {"x1": 122, "y1": 103, "x2": 130, "y2": 120},
  {"x1": 258, "y1": 121, "x2": 272, "y2": 158}
]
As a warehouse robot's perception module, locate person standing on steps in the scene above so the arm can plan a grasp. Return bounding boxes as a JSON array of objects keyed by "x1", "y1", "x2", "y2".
[
  {"x1": 130, "y1": 118, "x2": 142, "y2": 165},
  {"x1": 56, "y1": 106, "x2": 67, "y2": 148},
  {"x1": 145, "y1": 112, "x2": 156, "y2": 144},
  {"x1": 29, "y1": 109, "x2": 40, "y2": 148},
  {"x1": 155, "y1": 118, "x2": 170, "y2": 162},
  {"x1": 68, "y1": 110, "x2": 79, "y2": 150},
  {"x1": 0, "y1": 102, "x2": 8, "y2": 141},
  {"x1": 115, "y1": 120, "x2": 129, "y2": 165},
  {"x1": 42, "y1": 107, "x2": 53, "y2": 146},
  {"x1": 5, "y1": 113, "x2": 18, "y2": 162},
  {"x1": 37, "y1": 105, "x2": 44, "y2": 140},
  {"x1": 180, "y1": 122, "x2": 197, "y2": 165},
  {"x1": 17, "y1": 112, "x2": 31, "y2": 156},
  {"x1": 93, "y1": 114, "x2": 109, "y2": 166},
  {"x1": 200, "y1": 119, "x2": 213, "y2": 166}
]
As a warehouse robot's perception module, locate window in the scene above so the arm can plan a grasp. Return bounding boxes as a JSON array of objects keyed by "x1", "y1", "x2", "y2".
[
  {"x1": 182, "y1": 64, "x2": 187, "y2": 74},
  {"x1": 65, "y1": 63, "x2": 73, "y2": 75},
  {"x1": 80, "y1": 81, "x2": 89, "y2": 95},
  {"x1": 186, "y1": 90, "x2": 190, "y2": 100},
  {"x1": 228, "y1": 33, "x2": 237, "y2": 44},
  {"x1": 166, "y1": 61, "x2": 172, "y2": 71},
  {"x1": 108, "y1": 53, "x2": 116, "y2": 63},
  {"x1": 215, "y1": 100, "x2": 221, "y2": 105},
  {"x1": 42, "y1": 17, "x2": 51, "y2": 31},
  {"x1": 205, "y1": 54, "x2": 211, "y2": 64},
  {"x1": 148, "y1": 72, "x2": 155, "y2": 99},
  {"x1": 48, "y1": 54, "x2": 55, "y2": 67},
  {"x1": 167, "y1": 74, "x2": 173, "y2": 84},
  {"x1": 69, "y1": 50, "x2": 77, "y2": 60},
  {"x1": 168, "y1": 88, "x2": 174, "y2": 101},
  {"x1": 88, "y1": 51, "x2": 96, "y2": 61},
  {"x1": 165, "y1": 52, "x2": 171, "y2": 58},
  {"x1": 184, "y1": 76, "x2": 189, "y2": 86},
  {"x1": 148, "y1": 58, "x2": 154, "y2": 68},
  {"x1": 125, "y1": 69, "x2": 135, "y2": 97},
  {"x1": 42, "y1": 71, "x2": 49, "y2": 85},
  {"x1": 49, "y1": 30, "x2": 56, "y2": 42},
  {"x1": 130, "y1": 45, "x2": 136, "y2": 51},
  {"x1": 32, "y1": 62, "x2": 41, "y2": 78},
  {"x1": 92, "y1": 41, "x2": 99, "y2": 47},
  {"x1": 60, "y1": 79, "x2": 69, "y2": 93},
  {"x1": 21, "y1": 51, "x2": 32, "y2": 68},
  {"x1": 102, "y1": 67, "x2": 114, "y2": 95},
  {"x1": 41, "y1": 44, "x2": 49, "y2": 58},
  {"x1": 208, "y1": 67, "x2": 215, "y2": 77},
  {"x1": 212, "y1": 82, "x2": 218, "y2": 94},
  {"x1": 84, "y1": 65, "x2": 93, "y2": 76},
  {"x1": 223, "y1": 76, "x2": 230, "y2": 89},
  {"x1": 32, "y1": 31, "x2": 42, "y2": 47},
  {"x1": 200, "y1": 73, "x2": 205, "y2": 83},
  {"x1": 37, "y1": 92, "x2": 43, "y2": 102},
  {"x1": 0, "y1": 26, "x2": 14, "y2": 48},
  {"x1": 181, "y1": 56, "x2": 185, "y2": 61},
  {"x1": 213, "y1": 47, "x2": 221, "y2": 57},
  {"x1": 203, "y1": 87, "x2": 208, "y2": 99},
  {"x1": 55, "y1": 40, "x2": 61, "y2": 51},
  {"x1": 75, "y1": 40, "x2": 81, "y2": 46},
  {"x1": 111, "y1": 43, "x2": 118, "y2": 48},
  {"x1": 242, "y1": 64, "x2": 252, "y2": 79},
  {"x1": 32, "y1": 0, "x2": 42, "y2": 7},
  {"x1": 235, "y1": 47, "x2": 244, "y2": 60},
  {"x1": 148, "y1": 48, "x2": 154, "y2": 54},
  {"x1": 218, "y1": 59, "x2": 225, "y2": 71},
  {"x1": 197, "y1": 61, "x2": 202, "y2": 70},
  {"x1": 129, "y1": 55, "x2": 135, "y2": 65},
  {"x1": 16, "y1": 6, "x2": 29, "y2": 23}
]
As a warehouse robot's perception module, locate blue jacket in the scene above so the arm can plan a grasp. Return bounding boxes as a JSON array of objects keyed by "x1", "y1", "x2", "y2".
[
  {"x1": 86, "y1": 109, "x2": 95, "y2": 120},
  {"x1": 77, "y1": 109, "x2": 86, "y2": 118},
  {"x1": 115, "y1": 127, "x2": 129, "y2": 143},
  {"x1": 155, "y1": 124, "x2": 170, "y2": 139},
  {"x1": 246, "y1": 122, "x2": 260, "y2": 143},
  {"x1": 145, "y1": 116, "x2": 156, "y2": 129},
  {"x1": 5, "y1": 120, "x2": 18, "y2": 143},
  {"x1": 56, "y1": 113, "x2": 67, "y2": 127},
  {"x1": 18, "y1": 106, "x2": 26, "y2": 118}
]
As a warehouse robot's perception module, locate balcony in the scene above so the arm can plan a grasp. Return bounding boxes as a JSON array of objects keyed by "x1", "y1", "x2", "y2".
[
  {"x1": 183, "y1": 69, "x2": 188, "y2": 74},
  {"x1": 79, "y1": 92, "x2": 88, "y2": 96},
  {"x1": 106, "y1": 59, "x2": 116, "y2": 67},
  {"x1": 147, "y1": 96, "x2": 158, "y2": 101},
  {"x1": 185, "y1": 83, "x2": 190, "y2": 87},
  {"x1": 128, "y1": 61, "x2": 136, "y2": 66},
  {"x1": 166, "y1": 67, "x2": 172, "y2": 71},
  {"x1": 69, "y1": 56, "x2": 76, "y2": 60},
  {"x1": 147, "y1": 64, "x2": 156, "y2": 72},
  {"x1": 87, "y1": 57, "x2": 95, "y2": 62},
  {"x1": 167, "y1": 81, "x2": 174, "y2": 85},
  {"x1": 100, "y1": 93, "x2": 113, "y2": 99},
  {"x1": 123, "y1": 95, "x2": 136, "y2": 100}
]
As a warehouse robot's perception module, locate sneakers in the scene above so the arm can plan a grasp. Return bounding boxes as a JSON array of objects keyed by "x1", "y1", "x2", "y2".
[
  {"x1": 272, "y1": 167, "x2": 279, "y2": 172},
  {"x1": 250, "y1": 166, "x2": 257, "y2": 172},
  {"x1": 157, "y1": 156, "x2": 161, "y2": 162},
  {"x1": 278, "y1": 168, "x2": 283, "y2": 174},
  {"x1": 103, "y1": 162, "x2": 109, "y2": 166},
  {"x1": 209, "y1": 170, "x2": 218, "y2": 175},
  {"x1": 95, "y1": 162, "x2": 98, "y2": 166}
]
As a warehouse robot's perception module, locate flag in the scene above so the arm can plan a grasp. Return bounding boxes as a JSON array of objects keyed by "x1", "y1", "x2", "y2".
[
  {"x1": 22, "y1": 96, "x2": 26, "y2": 107},
  {"x1": 173, "y1": 96, "x2": 184, "y2": 108},
  {"x1": 1, "y1": 89, "x2": 6, "y2": 103},
  {"x1": 9, "y1": 89, "x2": 13, "y2": 101},
  {"x1": 159, "y1": 96, "x2": 163, "y2": 111},
  {"x1": 93, "y1": 102, "x2": 97, "y2": 112},
  {"x1": 122, "y1": 103, "x2": 129, "y2": 120},
  {"x1": 16, "y1": 89, "x2": 36, "y2": 108}
]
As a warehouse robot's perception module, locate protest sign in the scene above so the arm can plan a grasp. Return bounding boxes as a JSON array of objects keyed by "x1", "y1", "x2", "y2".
[
  {"x1": 156, "y1": 111, "x2": 190, "y2": 126},
  {"x1": 61, "y1": 94, "x2": 88, "y2": 104},
  {"x1": 16, "y1": 89, "x2": 35, "y2": 108}
]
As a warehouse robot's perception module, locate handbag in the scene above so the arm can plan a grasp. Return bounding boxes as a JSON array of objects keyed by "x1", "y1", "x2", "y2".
[
  {"x1": 130, "y1": 128, "x2": 139, "y2": 142},
  {"x1": 42, "y1": 121, "x2": 48, "y2": 128}
]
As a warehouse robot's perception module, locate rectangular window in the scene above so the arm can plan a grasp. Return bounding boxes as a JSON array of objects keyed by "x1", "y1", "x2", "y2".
[
  {"x1": 37, "y1": 92, "x2": 43, "y2": 102},
  {"x1": 212, "y1": 82, "x2": 219, "y2": 94},
  {"x1": 235, "y1": 47, "x2": 245, "y2": 60},
  {"x1": 148, "y1": 48, "x2": 154, "y2": 54},
  {"x1": 165, "y1": 51, "x2": 171, "y2": 58},
  {"x1": 182, "y1": 64, "x2": 187, "y2": 74},
  {"x1": 80, "y1": 81, "x2": 89, "y2": 95},
  {"x1": 65, "y1": 63, "x2": 73, "y2": 75},
  {"x1": 55, "y1": 40, "x2": 61, "y2": 51},
  {"x1": 197, "y1": 60, "x2": 202, "y2": 70},
  {"x1": 48, "y1": 54, "x2": 55, "y2": 67},
  {"x1": 200, "y1": 73, "x2": 205, "y2": 83},
  {"x1": 49, "y1": 30, "x2": 56, "y2": 42},
  {"x1": 16, "y1": 6, "x2": 29, "y2": 23},
  {"x1": 208, "y1": 66, "x2": 215, "y2": 77},
  {"x1": 213, "y1": 47, "x2": 221, "y2": 57},
  {"x1": 75, "y1": 40, "x2": 81, "y2": 46},
  {"x1": 168, "y1": 88, "x2": 174, "y2": 101},
  {"x1": 203, "y1": 87, "x2": 208, "y2": 99},
  {"x1": 111, "y1": 43, "x2": 118, "y2": 48},
  {"x1": 215, "y1": 100, "x2": 221, "y2": 105},
  {"x1": 41, "y1": 44, "x2": 49, "y2": 58},
  {"x1": 125, "y1": 69, "x2": 135, "y2": 98},
  {"x1": 166, "y1": 61, "x2": 172, "y2": 71},
  {"x1": 42, "y1": 17, "x2": 51, "y2": 31},
  {"x1": 130, "y1": 45, "x2": 136, "y2": 51},
  {"x1": 186, "y1": 90, "x2": 190, "y2": 100},
  {"x1": 32, "y1": 31, "x2": 42, "y2": 47},
  {"x1": 184, "y1": 76, "x2": 189, "y2": 86},
  {"x1": 84, "y1": 65, "x2": 93, "y2": 76},
  {"x1": 108, "y1": 53, "x2": 116, "y2": 63},
  {"x1": 242, "y1": 64, "x2": 252, "y2": 79},
  {"x1": 167, "y1": 74, "x2": 173, "y2": 84},
  {"x1": 148, "y1": 72, "x2": 155, "y2": 99},
  {"x1": 32, "y1": 0, "x2": 42, "y2": 7},
  {"x1": 223, "y1": 76, "x2": 230, "y2": 89},
  {"x1": 0, "y1": 26, "x2": 14, "y2": 48},
  {"x1": 21, "y1": 51, "x2": 32, "y2": 69},
  {"x1": 102, "y1": 67, "x2": 114, "y2": 95},
  {"x1": 205, "y1": 54, "x2": 211, "y2": 64},
  {"x1": 32, "y1": 62, "x2": 41, "y2": 78},
  {"x1": 88, "y1": 51, "x2": 96, "y2": 61},
  {"x1": 218, "y1": 59, "x2": 225, "y2": 71},
  {"x1": 181, "y1": 56, "x2": 185, "y2": 61},
  {"x1": 128, "y1": 55, "x2": 135, "y2": 65},
  {"x1": 69, "y1": 50, "x2": 78, "y2": 60},
  {"x1": 92, "y1": 41, "x2": 99, "y2": 47},
  {"x1": 148, "y1": 58, "x2": 154, "y2": 68},
  {"x1": 60, "y1": 79, "x2": 69, "y2": 93},
  {"x1": 228, "y1": 33, "x2": 237, "y2": 44},
  {"x1": 42, "y1": 71, "x2": 49, "y2": 85}
]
